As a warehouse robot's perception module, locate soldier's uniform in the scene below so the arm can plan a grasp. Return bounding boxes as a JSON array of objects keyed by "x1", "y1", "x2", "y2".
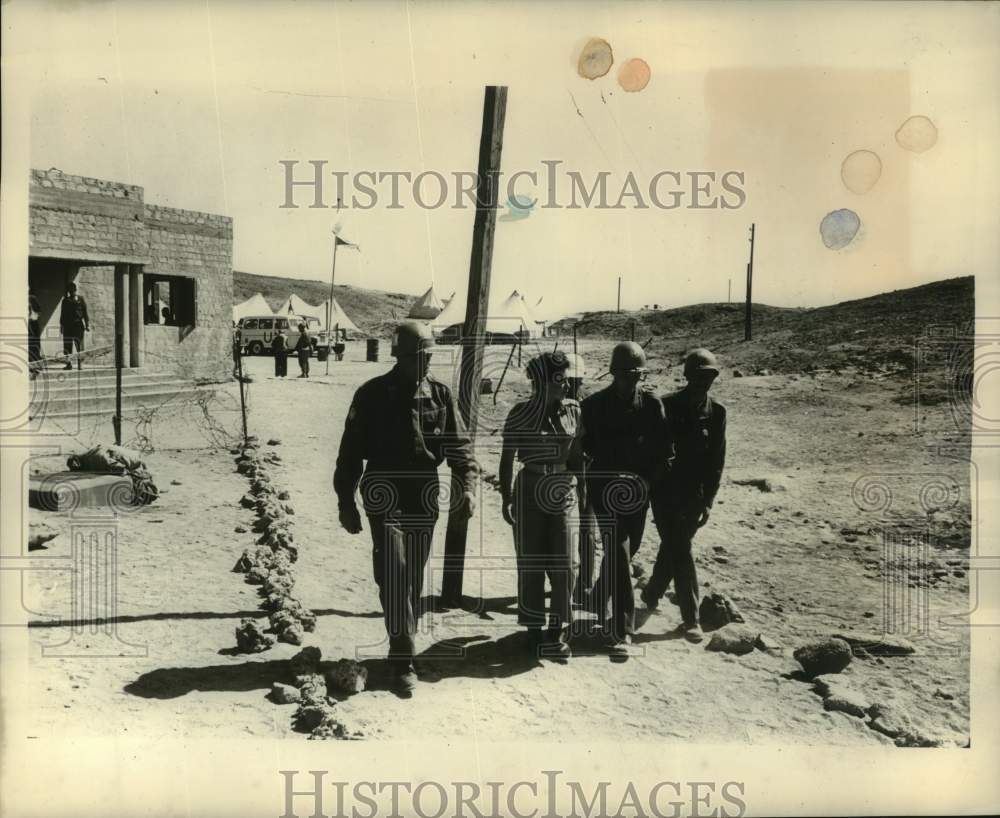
[
  {"x1": 502, "y1": 396, "x2": 584, "y2": 633},
  {"x1": 646, "y1": 388, "x2": 727, "y2": 625},
  {"x1": 333, "y1": 368, "x2": 478, "y2": 672},
  {"x1": 581, "y1": 383, "x2": 668, "y2": 642},
  {"x1": 60, "y1": 291, "x2": 89, "y2": 368}
]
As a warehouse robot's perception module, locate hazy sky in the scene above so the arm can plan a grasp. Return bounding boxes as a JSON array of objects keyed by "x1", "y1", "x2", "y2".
[{"x1": 6, "y1": 0, "x2": 999, "y2": 319}]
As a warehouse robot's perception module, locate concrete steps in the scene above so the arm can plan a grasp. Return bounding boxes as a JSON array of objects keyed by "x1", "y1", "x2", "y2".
[{"x1": 29, "y1": 367, "x2": 216, "y2": 421}]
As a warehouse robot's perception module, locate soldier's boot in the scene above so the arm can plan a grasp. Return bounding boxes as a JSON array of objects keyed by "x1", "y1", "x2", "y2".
[
  {"x1": 640, "y1": 585, "x2": 659, "y2": 611},
  {"x1": 607, "y1": 633, "x2": 632, "y2": 662},
  {"x1": 393, "y1": 664, "x2": 418, "y2": 697},
  {"x1": 678, "y1": 621, "x2": 704, "y2": 644},
  {"x1": 540, "y1": 626, "x2": 571, "y2": 660}
]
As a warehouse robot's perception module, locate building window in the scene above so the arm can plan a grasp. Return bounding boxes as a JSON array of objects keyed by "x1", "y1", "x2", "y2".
[{"x1": 144, "y1": 275, "x2": 197, "y2": 326}]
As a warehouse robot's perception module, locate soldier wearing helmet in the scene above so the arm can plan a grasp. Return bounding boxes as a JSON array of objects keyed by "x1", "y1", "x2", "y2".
[
  {"x1": 499, "y1": 350, "x2": 586, "y2": 659},
  {"x1": 580, "y1": 341, "x2": 670, "y2": 660},
  {"x1": 333, "y1": 320, "x2": 479, "y2": 695},
  {"x1": 642, "y1": 347, "x2": 727, "y2": 644}
]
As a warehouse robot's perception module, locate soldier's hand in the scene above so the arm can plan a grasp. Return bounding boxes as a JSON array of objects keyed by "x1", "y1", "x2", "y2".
[
  {"x1": 458, "y1": 491, "x2": 476, "y2": 520},
  {"x1": 339, "y1": 504, "x2": 363, "y2": 534},
  {"x1": 697, "y1": 508, "x2": 710, "y2": 528},
  {"x1": 502, "y1": 502, "x2": 516, "y2": 527}
]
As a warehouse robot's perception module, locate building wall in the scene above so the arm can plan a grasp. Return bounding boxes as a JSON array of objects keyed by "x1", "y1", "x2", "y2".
[
  {"x1": 143, "y1": 205, "x2": 233, "y2": 381},
  {"x1": 29, "y1": 169, "x2": 147, "y2": 263},
  {"x1": 28, "y1": 169, "x2": 233, "y2": 381}
]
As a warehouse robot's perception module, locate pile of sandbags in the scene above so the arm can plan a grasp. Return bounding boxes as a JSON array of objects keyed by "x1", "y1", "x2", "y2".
[
  {"x1": 231, "y1": 437, "x2": 315, "y2": 647},
  {"x1": 67, "y1": 444, "x2": 158, "y2": 505}
]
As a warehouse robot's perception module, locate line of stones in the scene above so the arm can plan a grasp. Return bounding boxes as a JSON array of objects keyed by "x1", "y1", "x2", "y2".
[
  {"x1": 231, "y1": 436, "x2": 316, "y2": 648},
  {"x1": 229, "y1": 436, "x2": 363, "y2": 740}
]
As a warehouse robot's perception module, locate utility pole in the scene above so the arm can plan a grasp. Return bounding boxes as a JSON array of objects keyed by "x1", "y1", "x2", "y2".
[
  {"x1": 617, "y1": 276, "x2": 622, "y2": 313},
  {"x1": 442, "y1": 84, "x2": 508, "y2": 608},
  {"x1": 744, "y1": 223, "x2": 755, "y2": 341},
  {"x1": 728, "y1": 278, "x2": 731, "y2": 304}
]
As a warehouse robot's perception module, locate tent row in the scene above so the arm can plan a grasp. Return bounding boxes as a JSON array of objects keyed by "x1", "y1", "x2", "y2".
[
  {"x1": 407, "y1": 285, "x2": 557, "y2": 337},
  {"x1": 232, "y1": 292, "x2": 359, "y2": 332}
]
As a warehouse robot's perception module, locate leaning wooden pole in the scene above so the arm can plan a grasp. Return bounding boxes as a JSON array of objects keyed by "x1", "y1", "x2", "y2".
[{"x1": 442, "y1": 84, "x2": 508, "y2": 608}]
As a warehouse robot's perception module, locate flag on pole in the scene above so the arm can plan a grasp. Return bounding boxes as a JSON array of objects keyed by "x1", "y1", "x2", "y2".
[{"x1": 335, "y1": 235, "x2": 360, "y2": 249}]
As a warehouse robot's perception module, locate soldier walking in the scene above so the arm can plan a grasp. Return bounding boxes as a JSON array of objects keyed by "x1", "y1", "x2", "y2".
[
  {"x1": 642, "y1": 348, "x2": 727, "y2": 644},
  {"x1": 581, "y1": 342, "x2": 668, "y2": 659},
  {"x1": 333, "y1": 321, "x2": 479, "y2": 695},
  {"x1": 499, "y1": 351, "x2": 586, "y2": 658}
]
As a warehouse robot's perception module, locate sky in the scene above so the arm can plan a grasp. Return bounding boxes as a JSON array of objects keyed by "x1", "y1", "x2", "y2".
[{"x1": 4, "y1": 0, "x2": 999, "y2": 320}]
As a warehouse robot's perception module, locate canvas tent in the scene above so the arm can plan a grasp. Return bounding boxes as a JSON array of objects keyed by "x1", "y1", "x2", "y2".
[
  {"x1": 233, "y1": 292, "x2": 273, "y2": 323},
  {"x1": 433, "y1": 290, "x2": 539, "y2": 337},
  {"x1": 317, "y1": 297, "x2": 360, "y2": 333},
  {"x1": 407, "y1": 286, "x2": 445, "y2": 320},
  {"x1": 275, "y1": 293, "x2": 325, "y2": 321}
]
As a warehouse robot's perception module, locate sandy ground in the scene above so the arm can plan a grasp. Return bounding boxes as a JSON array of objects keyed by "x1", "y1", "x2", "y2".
[{"x1": 19, "y1": 339, "x2": 971, "y2": 745}]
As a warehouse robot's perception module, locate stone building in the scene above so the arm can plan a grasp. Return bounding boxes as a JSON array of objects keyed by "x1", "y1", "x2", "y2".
[{"x1": 28, "y1": 169, "x2": 233, "y2": 381}]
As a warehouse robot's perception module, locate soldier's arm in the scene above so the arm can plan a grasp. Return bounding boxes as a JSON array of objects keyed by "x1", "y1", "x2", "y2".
[
  {"x1": 82, "y1": 297, "x2": 90, "y2": 328},
  {"x1": 704, "y1": 406, "x2": 727, "y2": 508},
  {"x1": 333, "y1": 387, "x2": 369, "y2": 507},
  {"x1": 442, "y1": 388, "x2": 479, "y2": 496},
  {"x1": 650, "y1": 394, "x2": 672, "y2": 483},
  {"x1": 567, "y1": 411, "x2": 588, "y2": 507}
]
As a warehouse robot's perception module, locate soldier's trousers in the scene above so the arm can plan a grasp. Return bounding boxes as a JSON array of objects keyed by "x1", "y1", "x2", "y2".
[
  {"x1": 62, "y1": 326, "x2": 84, "y2": 359},
  {"x1": 590, "y1": 475, "x2": 650, "y2": 640},
  {"x1": 574, "y1": 505, "x2": 598, "y2": 599},
  {"x1": 512, "y1": 471, "x2": 577, "y2": 630},
  {"x1": 646, "y1": 498, "x2": 701, "y2": 625},
  {"x1": 367, "y1": 512, "x2": 434, "y2": 669}
]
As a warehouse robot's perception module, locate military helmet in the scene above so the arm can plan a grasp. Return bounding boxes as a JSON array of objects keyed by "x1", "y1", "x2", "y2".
[
  {"x1": 526, "y1": 350, "x2": 570, "y2": 385},
  {"x1": 683, "y1": 347, "x2": 719, "y2": 376},
  {"x1": 609, "y1": 341, "x2": 647, "y2": 373},
  {"x1": 391, "y1": 320, "x2": 435, "y2": 357}
]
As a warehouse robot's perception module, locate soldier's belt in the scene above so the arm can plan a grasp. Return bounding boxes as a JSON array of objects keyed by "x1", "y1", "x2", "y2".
[{"x1": 521, "y1": 462, "x2": 569, "y2": 475}]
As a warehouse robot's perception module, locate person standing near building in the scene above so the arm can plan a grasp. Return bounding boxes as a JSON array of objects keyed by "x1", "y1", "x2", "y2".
[
  {"x1": 499, "y1": 351, "x2": 586, "y2": 659},
  {"x1": 642, "y1": 348, "x2": 727, "y2": 644},
  {"x1": 271, "y1": 325, "x2": 288, "y2": 378},
  {"x1": 28, "y1": 289, "x2": 42, "y2": 379},
  {"x1": 293, "y1": 322, "x2": 311, "y2": 378},
  {"x1": 333, "y1": 320, "x2": 478, "y2": 695},
  {"x1": 581, "y1": 341, "x2": 669, "y2": 660},
  {"x1": 59, "y1": 282, "x2": 89, "y2": 370}
]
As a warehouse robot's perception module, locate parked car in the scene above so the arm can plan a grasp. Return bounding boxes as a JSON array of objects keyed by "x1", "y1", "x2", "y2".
[{"x1": 236, "y1": 314, "x2": 329, "y2": 356}]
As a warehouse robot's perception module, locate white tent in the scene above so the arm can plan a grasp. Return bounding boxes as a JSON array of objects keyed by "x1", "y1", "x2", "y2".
[
  {"x1": 431, "y1": 293, "x2": 466, "y2": 330},
  {"x1": 317, "y1": 297, "x2": 360, "y2": 333},
  {"x1": 275, "y1": 293, "x2": 325, "y2": 321},
  {"x1": 232, "y1": 292, "x2": 273, "y2": 322},
  {"x1": 433, "y1": 290, "x2": 539, "y2": 337},
  {"x1": 407, "y1": 286, "x2": 445, "y2": 320}
]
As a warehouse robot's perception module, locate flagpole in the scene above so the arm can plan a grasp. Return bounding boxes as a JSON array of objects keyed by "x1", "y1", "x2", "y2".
[{"x1": 326, "y1": 233, "x2": 339, "y2": 376}]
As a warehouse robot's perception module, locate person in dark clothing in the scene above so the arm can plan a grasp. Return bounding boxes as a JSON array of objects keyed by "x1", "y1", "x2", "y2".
[
  {"x1": 59, "y1": 282, "x2": 90, "y2": 370},
  {"x1": 581, "y1": 341, "x2": 669, "y2": 659},
  {"x1": 271, "y1": 327, "x2": 288, "y2": 377},
  {"x1": 499, "y1": 351, "x2": 586, "y2": 659},
  {"x1": 28, "y1": 290, "x2": 42, "y2": 379},
  {"x1": 642, "y1": 348, "x2": 727, "y2": 644},
  {"x1": 294, "y1": 323, "x2": 311, "y2": 378},
  {"x1": 565, "y1": 353, "x2": 598, "y2": 606},
  {"x1": 333, "y1": 321, "x2": 479, "y2": 696}
]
